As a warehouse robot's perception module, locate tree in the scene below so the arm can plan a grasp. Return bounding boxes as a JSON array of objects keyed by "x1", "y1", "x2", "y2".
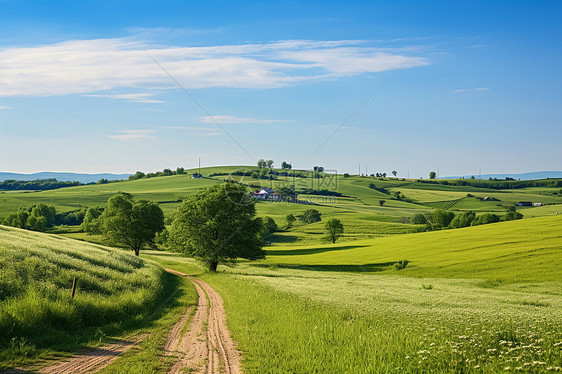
[
  {"x1": 313, "y1": 166, "x2": 325, "y2": 173},
  {"x1": 299, "y1": 209, "x2": 322, "y2": 224},
  {"x1": 472, "y1": 213, "x2": 500, "y2": 226},
  {"x1": 97, "y1": 178, "x2": 109, "y2": 184},
  {"x1": 450, "y1": 211, "x2": 476, "y2": 228},
  {"x1": 266, "y1": 160, "x2": 274, "y2": 168},
  {"x1": 392, "y1": 170, "x2": 397, "y2": 178},
  {"x1": 169, "y1": 184, "x2": 265, "y2": 272},
  {"x1": 379, "y1": 200, "x2": 386, "y2": 206},
  {"x1": 411, "y1": 213, "x2": 427, "y2": 224},
  {"x1": 325, "y1": 218, "x2": 344, "y2": 243},
  {"x1": 82, "y1": 206, "x2": 103, "y2": 234},
  {"x1": 281, "y1": 161, "x2": 288, "y2": 169},
  {"x1": 343, "y1": 173, "x2": 350, "y2": 178},
  {"x1": 101, "y1": 193, "x2": 164, "y2": 256},
  {"x1": 429, "y1": 171, "x2": 436, "y2": 179},
  {"x1": 257, "y1": 159, "x2": 267, "y2": 168},
  {"x1": 176, "y1": 167, "x2": 185, "y2": 174},
  {"x1": 30, "y1": 204, "x2": 56, "y2": 227},
  {"x1": 285, "y1": 214, "x2": 296, "y2": 228},
  {"x1": 432, "y1": 209, "x2": 455, "y2": 228},
  {"x1": 129, "y1": 171, "x2": 146, "y2": 180}
]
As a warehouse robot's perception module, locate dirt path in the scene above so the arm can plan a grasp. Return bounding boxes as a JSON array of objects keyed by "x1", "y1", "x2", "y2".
[
  {"x1": 6, "y1": 334, "x2": 147, "y2": 374},
  {"x1": 5, "y1": 270, "x2": 240, "y2": 374},
  {"x1": 164, "y1": 269, "x2": 242, "y2": 374}
]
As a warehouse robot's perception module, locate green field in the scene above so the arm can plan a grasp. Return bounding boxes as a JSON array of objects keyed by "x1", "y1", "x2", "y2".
[
  {"x1": 1, "y1": 167, "x2": 562, "y2": 372},
  {"x1": 0, "y1": 226, "x2": 197, "y2": 370}
]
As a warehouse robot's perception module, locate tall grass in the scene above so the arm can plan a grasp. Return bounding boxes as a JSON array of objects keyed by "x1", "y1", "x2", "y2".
[{"x1": 0, "y1": 226, "x2": 167, "y2": 368}]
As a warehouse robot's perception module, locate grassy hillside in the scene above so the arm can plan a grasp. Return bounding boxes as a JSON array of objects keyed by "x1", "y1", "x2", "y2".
[
  {"x1": 151, "y1": 245, "x2": 562, "y2": 373},
  {"x1": 1, "y1": 165, "x2": 560, "y2": 245},
  {"x1": 265, "y1": 215, "x2": 562, "y2": 282},
  {"x1": 0, "y1": 225, "x2": 186, "y2": 368}
]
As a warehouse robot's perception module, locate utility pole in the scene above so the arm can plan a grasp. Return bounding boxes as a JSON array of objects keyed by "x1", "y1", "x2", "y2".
[
  {"x1": 358, "y1": 163, "x2": 361, "y2": 176},
  {"x1": 198, "y1": 157, "x2": 201, "y2": 175}
]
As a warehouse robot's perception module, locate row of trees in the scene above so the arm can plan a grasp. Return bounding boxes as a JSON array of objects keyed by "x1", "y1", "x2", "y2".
[
  {"x1": 0, "y1": 179, "x2": 82, "y2": 191},
  {"x1": 2, "y1": 204, "x2": 88, "y2": 231},
  {"x1": 411, "y1": 206, "x2": 523, "y2": 230},
  {"x1": 129, "y1": 167, "x2": 187, "y2": 181}
]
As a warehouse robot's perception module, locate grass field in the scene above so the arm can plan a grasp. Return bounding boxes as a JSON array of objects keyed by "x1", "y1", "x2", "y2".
[
  {"x1": 149, "y1": 233, "x2": 562, "y2": 373},
  {"x1": 0, "y1": 226, "x2": 197, "y2": 370},
  {"x1": 139, "y1": 213, "x2": 562, "y2": 373}
]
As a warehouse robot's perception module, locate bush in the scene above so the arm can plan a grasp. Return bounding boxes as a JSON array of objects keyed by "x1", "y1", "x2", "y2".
[
  {"x1": 432, "y1": 209, "x2": 455, "y2": 228},
  {"x1": 394, "y1": 260, "x2": 409, "y2": 270},
  {"x1": 411, "y1": 213, "x2": 427, "y2": 225},
  {"x1": 450, "y1": 211, "x2": 476, "y2": 228},
  {"x1": 472, "y1": 213, "x2": 501, "y2": 226},
  {"x1": 299, "y1": 209, "x2": 322, "y2": 224}
]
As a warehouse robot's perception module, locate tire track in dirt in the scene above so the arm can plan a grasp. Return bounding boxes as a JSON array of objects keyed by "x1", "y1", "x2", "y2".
[
  {"x1": 9, "y1": 334, "x2": 147, "y2": 374},
  {"x1": 164, "y1": 269, "x2": 242, "y2": 374}
]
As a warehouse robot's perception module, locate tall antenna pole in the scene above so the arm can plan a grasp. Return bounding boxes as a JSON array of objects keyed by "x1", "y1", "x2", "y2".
[
  {"x1": 198, "y1": 157, "x2": 201, "y2": 175},
  {"x1": 358, "y1": 163, "x2": 361, "y2": 176},
  {"x1": 366, "y1": 165, "x2": 368, "y2": 176}
]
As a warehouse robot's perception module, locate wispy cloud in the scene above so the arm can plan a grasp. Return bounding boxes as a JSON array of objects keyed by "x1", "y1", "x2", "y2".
[
  {"x1": 86, "y1": 92, "x2": 165, "y2": 103},
  {"x1": 161, "y1": 126, "x2": 223, "y2": 136},
  {"x1": 199, "y1": 115, "x2": 287, "y2": 125},
  {"x1": 108, "y1": 129, "x2": 157, "y2": 140},
  {"x1": 453, "y1": 87, "x2": 489, "y2": 93},
  {"x1": 0, "y1": 105, "x2": 11, "y2": 109},
  {"x1": 0, "y1": 37, "x2": 429, "y2": 97}
]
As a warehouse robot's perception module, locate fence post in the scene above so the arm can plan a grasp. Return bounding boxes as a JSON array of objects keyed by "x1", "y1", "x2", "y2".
[{"x1": 71, "y1": 277, "x2": 77, "y2": 299}]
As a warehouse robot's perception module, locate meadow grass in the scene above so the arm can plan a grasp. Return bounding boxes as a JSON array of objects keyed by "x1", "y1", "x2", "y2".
[
  {"x1": 264, "y1": 215, "x2": 562, "y2": 282},
  {"x1": 149, "y1": 251, "x2": 561, "y2": 373},
  {"x1": 0, "y1": 226, "x2": 195, "y2": 369}
]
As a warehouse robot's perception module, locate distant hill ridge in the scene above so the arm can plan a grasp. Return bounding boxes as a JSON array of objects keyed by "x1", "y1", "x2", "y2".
[
  {"x1": 443, "y1": 171, "x2": 562, "y2": 181},
  {"x1": 0, "y1": 172, "x2": 131, "y2": 183}
]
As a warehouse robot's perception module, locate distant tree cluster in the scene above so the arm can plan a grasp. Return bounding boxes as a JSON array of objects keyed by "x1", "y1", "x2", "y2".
[
  {"x1": 416, "y1": 178, "x2": 562, "y2": 190},
  {"x1": 128, "y1": 167, "x2": 187, "y2": 181},
  {"x1": 411, "y1": 206, "x2": 523, "y2": 231},
  {"x1": 0, "y1": 179, "x2": 82, "y2": 191}
]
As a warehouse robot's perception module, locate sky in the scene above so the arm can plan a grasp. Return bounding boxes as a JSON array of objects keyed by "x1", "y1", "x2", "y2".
[{"x1": 0, "y1": 0, "x2": 560, "y2": 177}]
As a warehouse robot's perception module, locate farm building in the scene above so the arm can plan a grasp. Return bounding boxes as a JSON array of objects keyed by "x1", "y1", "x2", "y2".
[
  {"x1": 517, "y1": 201, "x2": 533, "y2": 206},
  {"x1": 533, "y1": 203, "x2": 543, "y2": 207},
  {"x1": 250, "y1": 187, "x2": 280, "y2": 201}
]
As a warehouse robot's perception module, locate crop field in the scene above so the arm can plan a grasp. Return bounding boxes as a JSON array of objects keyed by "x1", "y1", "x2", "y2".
[{"x1": 0, "y1": 226, "x2": 196, "y2": 369}]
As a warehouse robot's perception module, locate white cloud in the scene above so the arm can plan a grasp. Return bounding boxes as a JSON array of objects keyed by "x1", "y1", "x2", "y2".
[
  {"x1": 161, "y1": 126, "x2": 223, "y2": 136},
  {"x1": 453, "y1": 87, "x2": 489, "y2": 93},
  {"x1": 109, "y1": 129, "x2": 157, "y2": 140},
  {"x1": 0, "y1": 105, "x2": 11, "y2": 109},
  {"x1": 199, "y1": 115, "x2": 287, "y2": 125},
  {"x1": 86, "y1": 92, "x2": 165, "y2": 103},
  {"x1": 0, "y1": 38, "x2": 429, "y2": 97}
]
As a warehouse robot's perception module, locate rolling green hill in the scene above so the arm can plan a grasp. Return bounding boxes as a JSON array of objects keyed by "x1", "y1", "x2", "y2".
[
  {"x1": 0, "y1": 226, "x2": 180, "y2": 368},
  {"x1": 265, "y1": 215, "x2": 562, "y2": 282}
]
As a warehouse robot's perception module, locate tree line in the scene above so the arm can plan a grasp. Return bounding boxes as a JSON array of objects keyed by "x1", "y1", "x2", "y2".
[{"x1": 0, "y1": 179, "x2": 82, "y2": 191}]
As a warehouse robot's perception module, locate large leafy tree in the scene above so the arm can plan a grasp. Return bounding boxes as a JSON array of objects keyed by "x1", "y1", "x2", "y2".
[
  {"x1": 169, "y1": 183, "x2": 265, "y2": 272},
  {"x1": 101, "y1": 193, "x2": 164, "y2": 256}
]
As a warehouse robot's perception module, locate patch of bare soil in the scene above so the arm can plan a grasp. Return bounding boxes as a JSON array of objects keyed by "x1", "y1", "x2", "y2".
[{"x1": 164, "y1": 269, "x2": 242, "y2": 374}]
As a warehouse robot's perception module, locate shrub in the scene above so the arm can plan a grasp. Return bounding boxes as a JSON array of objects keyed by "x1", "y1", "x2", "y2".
[
  {"x1": 472, "y1": 213, "x2": 501, "y2": 226},
  {"x1": 299, "y1": 209, "x2": 322, "y2": 224},
  {"x1": 411, "y1": 213, "x2": 427, "y2": 225},
  {"x1": 394, "y1": 260, "x2": 409, "y2": 270}
]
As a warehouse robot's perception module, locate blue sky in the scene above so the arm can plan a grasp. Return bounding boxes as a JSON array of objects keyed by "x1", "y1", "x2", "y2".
[{"x1": 0, "y1": 0, "x2": 560, "y2": 177}]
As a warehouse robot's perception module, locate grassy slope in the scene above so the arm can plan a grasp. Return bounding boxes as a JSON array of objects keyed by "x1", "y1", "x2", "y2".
[
  {"x1": 0, "y1": 226, "x2": 197, "y2": 370},
  {"x1": 266, "y1": 215, "x2": 562, "y2": 282}
]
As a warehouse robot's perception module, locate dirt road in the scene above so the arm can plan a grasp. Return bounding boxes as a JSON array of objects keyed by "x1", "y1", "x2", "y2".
[
  {"x1": 7, "y1": 270, "x2": 241, "y2": 374},
  {"x1": 164, "y1": 269, "x2": 242, "y2": 374}
]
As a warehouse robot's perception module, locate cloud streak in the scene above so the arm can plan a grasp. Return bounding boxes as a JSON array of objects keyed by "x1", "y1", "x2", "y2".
[
  {"x1": 109, "y1": 129, "x2": 157, "y2": 140},
  {"x1": 199, "y1": 115, "x2": 287, "y2": 125},
  {"x1": 453, "y1": 87, "x2": 489, "y2": 93},
  {"x1": 0, "y1": 38, "x2": 429, "y2": 97},
  {"x1": 86, "y1": 92, "x2": 165, "y2": 103}
]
